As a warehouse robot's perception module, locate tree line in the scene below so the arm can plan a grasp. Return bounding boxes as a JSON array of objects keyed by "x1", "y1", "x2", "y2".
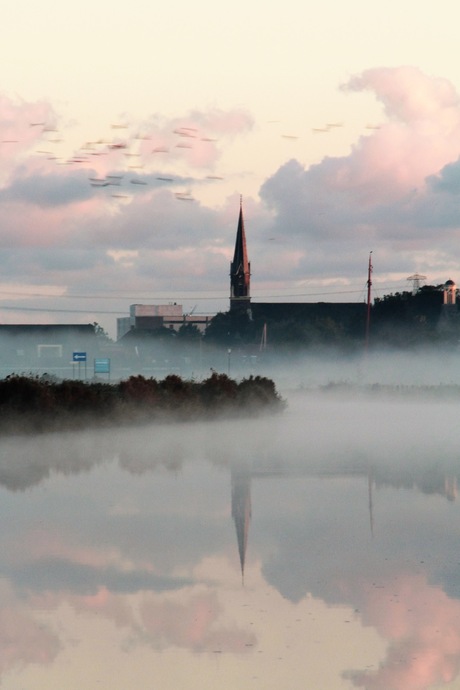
[{"x1": 0, "y1": 372, "x2": 285, "y2": 435}]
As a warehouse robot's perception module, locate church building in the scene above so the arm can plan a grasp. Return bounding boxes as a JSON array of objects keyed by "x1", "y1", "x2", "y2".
[{"x1": 228, "y1": 200, "x2": 367, "y2": 345}]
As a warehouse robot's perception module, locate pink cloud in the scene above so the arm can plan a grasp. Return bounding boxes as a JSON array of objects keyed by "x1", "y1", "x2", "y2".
[
  {"x1": 0, "y1": 100, "x2": 254, "y2": 258},
  {"x1": 140, "y1": 590, "x2": 256, "y2": 652},
  {"x1": 0, "y1": 96, "x2": 57, "y2": 177},
  {"x1": 31, "y1": 585, "x2": 256, "y2": 656},
  {"x1": 327, "y1": 67, "x2": 460, "y2": 204},
  {"x1": 345, "y1": 573, "x2": 460, "y2": 690},
  {"x1": 0, "y1": 605, "x2": 60, "y2": 675},
  {"x1": 262, "y1": 65, "x2": 460, "y2": 246},
  {"x1": 0, "y1": 196, "x2": 101, "y2": 248},
  {"x1": 345, "y1": 67, "x2": 460, "y2": 124},
  {"x1": 135, "y1": 107, "x2": 254, "y2": 169},
  {"x1": 71, "y1": 587, "x2": 136, "y2": 629}
]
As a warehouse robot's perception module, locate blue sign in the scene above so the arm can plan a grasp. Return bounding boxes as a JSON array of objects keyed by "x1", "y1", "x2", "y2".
[
  {"x1": 94, "y1": 358, "x2": 110, "y2": 374},
  {"x1": 73, "y1": 351, "x2": 87, "y2": 362}
]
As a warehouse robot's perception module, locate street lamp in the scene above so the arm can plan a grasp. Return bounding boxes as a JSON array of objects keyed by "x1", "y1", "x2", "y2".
[{"x1": 227, "y1": 348, "x2": 232, "y2": 376}]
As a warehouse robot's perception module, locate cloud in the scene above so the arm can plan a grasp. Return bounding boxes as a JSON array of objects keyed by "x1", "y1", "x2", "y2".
[
  {"x1": 345, "y1": 573, "x2": 460, "y2": 690},
  {"x1": 256, "y1": 67, "x2": 460, "y2": 285},
  {"x1": 133, "y1": 107, "x2": 254, "y2": 170},
  {"x1": 0, "y1": 96, "x2": 57, "y2": 178},
  {"x1": 345, "y1": 66, "x2": 460, "y2": 125},
  {"x1": 140, "y1": 590, "x2": 255, "y2": 652},
  {"x1": 0, "y1": 602, "x2": 60, "y2": 675},
  {"x1": 341, "y1": 67, "x2": 460, "y2": 198},
  {"x1": 0, "y1": 579, "x2": 61, "y2": 678},
  {"x1": 1, "y1": 169, "x2": 92, "y2": 207},
  {"x1": 263, "y1": 67, "x2": 460, "y2": 213},
  {"x1": 11, "y1": 557, "x2": 192, "y2": 595},
  {"x1": 0, "y1": 103, "x2": 250, "y2": 258},
  {"x1": 3, "y1": 70, "x2": 460, "y2": 334}
]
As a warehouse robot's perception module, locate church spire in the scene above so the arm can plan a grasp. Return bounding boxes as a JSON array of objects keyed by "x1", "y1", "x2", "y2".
[{"x1": 230, "y1": 196, "x2": 251, "y2": 312}]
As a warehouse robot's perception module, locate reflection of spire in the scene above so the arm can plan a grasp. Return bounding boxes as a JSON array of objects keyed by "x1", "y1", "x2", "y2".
[{"x1": 231, "y1": 470, "x2": 251, "y2": 584}]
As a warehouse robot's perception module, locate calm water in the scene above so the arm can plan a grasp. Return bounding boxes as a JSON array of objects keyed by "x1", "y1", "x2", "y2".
[{"x1": 1, "y1": 388, "x2": 460, "y2": 690}]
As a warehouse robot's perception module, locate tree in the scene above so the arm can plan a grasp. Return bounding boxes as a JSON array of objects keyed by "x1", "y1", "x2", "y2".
[
  {"x1": 371, "y1": 285, "x2": 445, "y2": 346},
  {"x1": 93, "y1": 322, "x2": 113, "y2": 343},
  {"x1": 177, "y1": 322, "x2": 202, "y2": 341},
  {"x1": 203, "y1": 311, "x2": 257, "y2": 347}
]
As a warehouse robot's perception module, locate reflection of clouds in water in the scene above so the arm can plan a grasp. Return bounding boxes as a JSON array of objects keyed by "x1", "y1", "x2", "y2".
[
  {"x1": 255, "y1": 472, "x2": 460, "y2": 690},
  {"x1": 11, "y1": 557, "x2": 192, "y2": 595},
  {"x1": 345, "y1": 574, "x2": 460, "y2": 690},
  {"x1": 0, "y1": 605, "x2": 60, "y2": 672},
  {"x1": 141, "y1": 590, "x2": 255, "y2": 652},
  {"x1": 32, "y1": 581, "x2": 256, "y2": 655},
  {"x1": 2, "y1": 385, "x2": 460, "y2": 687},
  {"x1": 0, "y1": 580, "x2": 60, "y2": 676}
]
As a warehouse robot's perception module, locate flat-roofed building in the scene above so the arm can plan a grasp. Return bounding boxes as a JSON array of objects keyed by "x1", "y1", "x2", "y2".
[{"x1": 117, "y1": 304, "x2": 212, "y2": 341}]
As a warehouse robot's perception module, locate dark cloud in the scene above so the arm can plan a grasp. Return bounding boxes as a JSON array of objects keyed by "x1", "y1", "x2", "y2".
[
  {"x1": 1, "y1": 170, "x2": 91, "y2": 207},
  {"x1": 427, "y1": 157, "x2": 460, "y2": 197},
  {"x1": 92, "y1": 190, "x2": 222, "y2": 251}
]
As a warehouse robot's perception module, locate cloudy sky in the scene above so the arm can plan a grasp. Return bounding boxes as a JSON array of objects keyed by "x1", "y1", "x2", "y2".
[{"x1": 1, "y1": 0, "x2": 460, "y2": 336}]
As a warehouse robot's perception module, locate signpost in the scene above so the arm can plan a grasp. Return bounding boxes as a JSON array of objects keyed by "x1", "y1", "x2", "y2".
[
  {"x1": 72, "y1": 351, "x2": 87, "y2": 379},
  {"x1": 94, "y1": 358, "x2": 111, "y2": 380}
]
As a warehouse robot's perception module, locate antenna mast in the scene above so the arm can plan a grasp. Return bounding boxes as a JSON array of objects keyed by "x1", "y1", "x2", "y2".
[
  {"x1": 365, "y1": 251, "x2": 373, "y2": 351},
  {"x1": 259, "y1": 323, "x2": 267, "y2": 352}
]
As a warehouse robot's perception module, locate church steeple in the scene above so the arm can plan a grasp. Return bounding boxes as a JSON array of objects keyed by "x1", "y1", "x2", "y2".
[{"x1": 230, "y1": 196, "x2": 251, "y2": 312}]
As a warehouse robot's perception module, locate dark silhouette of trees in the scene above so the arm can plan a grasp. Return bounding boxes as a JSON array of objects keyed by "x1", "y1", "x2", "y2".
[
  {"x1": 201, "y1": 284, "x2": 456, "y2": 352},
  {"x1": 177, "y1": 323, "x2": 202, "y2": 341},
  {"x1": 0, "y1": 373, "x2": 285, "y2": 435},
  {"x1": 371, "y1": 285, "x2": 447, "y2": 346}
]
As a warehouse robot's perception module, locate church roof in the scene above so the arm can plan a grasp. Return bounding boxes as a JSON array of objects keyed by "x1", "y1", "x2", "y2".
[{"x1": 251, "y1": 302, "x2": 366, "y2": 323}]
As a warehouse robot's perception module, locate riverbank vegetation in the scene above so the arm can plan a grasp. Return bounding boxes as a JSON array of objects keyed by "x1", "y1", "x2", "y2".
[{"x1": 0, "y1": 372, "x2": 285, "y2": 435}]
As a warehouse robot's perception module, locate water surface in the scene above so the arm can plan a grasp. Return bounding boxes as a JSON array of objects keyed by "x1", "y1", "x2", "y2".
[{"x1": 1, "y1": 388, "x2": 460, "y2": 690}]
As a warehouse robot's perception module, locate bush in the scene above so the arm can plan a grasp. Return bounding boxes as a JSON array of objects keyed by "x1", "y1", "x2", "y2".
[{"x1": 0, "y1": 372, "x2": 284, "y2": 435}]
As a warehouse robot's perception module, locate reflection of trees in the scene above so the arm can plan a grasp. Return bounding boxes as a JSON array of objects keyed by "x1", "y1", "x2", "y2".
[
  {"x1": 0, "y1": 427, "x2": 193, "y2": 491},
  {"x1": 2, "y1": 421, "x2": 460, "y2": 507},
  {"x1": 371, "y1": 466, "x2": 458, "y2": 502},
  {"x1": 0, "y1": 432, "x2": 110, "y2": 491}
]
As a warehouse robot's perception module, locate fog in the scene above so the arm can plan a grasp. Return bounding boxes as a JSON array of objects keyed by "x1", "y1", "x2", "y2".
[
  {"x1": 2, "y1": 324, "x2": 460, "y2": 391},
  {"x1": 1, "y1": 350, "x2": 460, "y2": 690}
]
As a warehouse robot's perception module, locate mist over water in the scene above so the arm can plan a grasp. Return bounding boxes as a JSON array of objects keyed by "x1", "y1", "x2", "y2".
[
  {"x1": 260, "y1": 346, "x2": 460, "y2": 390},
  {"x1": 1, "y1": 350, "x2": 460, "y2": 689}
]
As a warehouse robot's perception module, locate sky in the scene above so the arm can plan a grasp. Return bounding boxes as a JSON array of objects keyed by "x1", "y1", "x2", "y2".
[{"x1": 2, "y1": 0, "x2": 460, "y2": 336}]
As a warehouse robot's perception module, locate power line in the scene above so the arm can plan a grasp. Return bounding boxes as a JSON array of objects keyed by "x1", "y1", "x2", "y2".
[
  {"x1": 0, "y1": 305, "x2": 126, "y2": 315},
  {"x1": 0, "y1": 282, "x2": 411, "y2": 302}
]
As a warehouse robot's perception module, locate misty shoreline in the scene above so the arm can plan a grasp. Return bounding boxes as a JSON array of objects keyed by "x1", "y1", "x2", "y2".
[
  {"x1": 0, "y1": 372, "x2": 285, "y2": 436},
  {"x1": 315, "y1": 381, "x2": 460, "y2": 400}
]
